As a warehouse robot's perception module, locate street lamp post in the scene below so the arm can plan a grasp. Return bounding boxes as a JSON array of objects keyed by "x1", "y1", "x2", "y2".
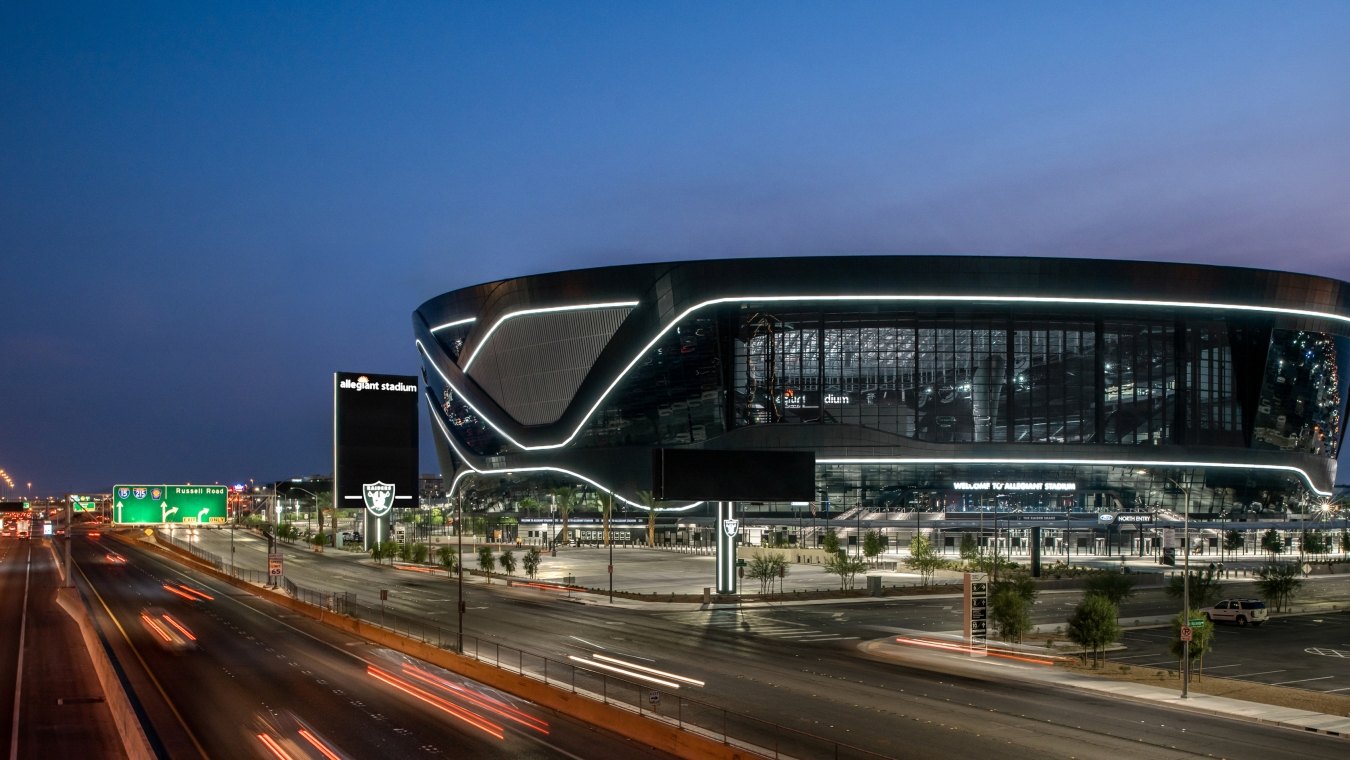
[
  {"x1": 456, "y1": 486, "x2": 465, "y2": 653},
  {"x1": 1167, "y1": 475, "x2": 1193, "y2": 699},
  {"x1": 287, "y1": 485, "x2": 322, "y2": 550},
  {"x1": 606, "y1": 492, "x2": 614, "y2": 604}
]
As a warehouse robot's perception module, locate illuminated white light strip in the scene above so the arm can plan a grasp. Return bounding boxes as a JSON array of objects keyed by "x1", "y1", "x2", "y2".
[
  {"x1": 425, "y1": 394, "x2": 703, "y2": 512},
  {"x1": 816, "y1": 456, "x2": 1334, "y2": 497},
  {"x1": 460, "y1": 300, "x2": 640, "y2": 370},
  {"x1": 430, "y1": 317, "x2": 476, "y2": 333},
  {"x1": 566, "y1": 655, "x2": 681, "y2": 689},
  {"x1": 591, "y1": 653, "x2": 705, "y2": 686},
  {"x1": 420, "y1": 352, "x2": 1337, "y2": 499},
  {"x1": 419, "y1": 292, "x2": 1350, "y2": 454}
]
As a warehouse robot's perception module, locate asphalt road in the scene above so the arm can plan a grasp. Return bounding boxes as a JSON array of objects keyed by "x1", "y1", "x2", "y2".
[
  {"x1": 1, "y1": 536, "x2": 126, "y2": 759},
  {"x1": 177, "y1": 528, "x2": 1350, "y2": 758},
  {"x1": 72, "y1": 534, "x2": 673, "y2": 759},
  {"x1": 1113, "y1": 611, "x2": 1350, "y2": 692}
]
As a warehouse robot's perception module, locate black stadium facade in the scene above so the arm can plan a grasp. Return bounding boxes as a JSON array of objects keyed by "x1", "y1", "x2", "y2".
[{"x1": 414, "y1": 256, "x2": 1349, "y2": 528}]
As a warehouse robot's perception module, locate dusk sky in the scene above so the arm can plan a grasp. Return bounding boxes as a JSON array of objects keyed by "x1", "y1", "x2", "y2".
[{"x1": 3, "y1": 2, "x2": 1349, "y2": 496}]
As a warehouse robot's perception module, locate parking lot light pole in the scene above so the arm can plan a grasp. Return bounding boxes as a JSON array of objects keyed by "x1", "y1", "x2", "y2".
[{"x1": 1171, "y1": 476, "x2": 1192, "y2": 699}]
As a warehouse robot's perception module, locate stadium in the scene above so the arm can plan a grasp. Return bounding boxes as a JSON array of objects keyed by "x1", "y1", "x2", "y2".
[{"x1": 413, "y1": 256, "x2": 1349, "y2": 552}]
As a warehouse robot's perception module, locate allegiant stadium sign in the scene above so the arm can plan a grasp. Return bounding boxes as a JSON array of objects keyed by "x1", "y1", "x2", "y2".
[{"x1": 952, "y1": 482, "x2": 1077, "y2": 491}]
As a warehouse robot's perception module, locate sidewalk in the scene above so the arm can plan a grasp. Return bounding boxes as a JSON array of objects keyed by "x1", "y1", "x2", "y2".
[{"x1": 860, "y1": 635, "x2": 1350, "y2": 738}]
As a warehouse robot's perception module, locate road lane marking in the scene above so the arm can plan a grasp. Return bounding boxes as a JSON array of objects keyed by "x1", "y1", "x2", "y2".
[
  {"x1": 1267, "y1": 676, "x2": 1333, "y2": 686},
  {"x1": 74, "y1": 558, "x2": 212, "y2": 760},
  {"x1": 1228, "y1": 670, "x2": 1287, "y2": 678}
]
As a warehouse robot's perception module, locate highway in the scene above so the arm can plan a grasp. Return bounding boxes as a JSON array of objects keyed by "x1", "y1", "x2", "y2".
[
  {"x1": 71, "y1": 533, "x2": 673, "y2": 760},
  {"x1": 1, "y1": 536, "x2": 124, "y2": 759},
  {"x1": 185, "y1": 528, "x2": 1350, "y2": 758}
]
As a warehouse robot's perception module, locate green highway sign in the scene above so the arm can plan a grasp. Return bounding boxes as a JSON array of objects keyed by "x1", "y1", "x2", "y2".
[
  {"x1": 71, "y1": 499, "x2": 98, "y2": 512},
  {"x1": 113, "y1": 485, "x2": 227, "y2": 525},
  {"x1": 1188, "y1": 618, "x2": 1207, "y2": 627}
]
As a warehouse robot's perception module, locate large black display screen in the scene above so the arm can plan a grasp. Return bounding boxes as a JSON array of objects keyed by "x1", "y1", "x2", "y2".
[
  {"x1": 333, "y1": 372, "x2": 419, "y2": 512},
  {"x1": 652, "y1": 448, "x2": 816, "y2": 501}
]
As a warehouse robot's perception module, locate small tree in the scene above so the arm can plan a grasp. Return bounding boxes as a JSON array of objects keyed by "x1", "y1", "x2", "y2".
[
  {"x1": 1255, "y1": 563, "x2": 1302, "y2": 612},
  {"x1": 1084, "y1": 570, "x2": 1136, "y2": 607},
  {"x1": 862, "y1": 530, "x2": 884, "y2": 566},
  {"x1": 1260, "y1": 528, "x2": 1283, "y2": 560},
  {"x1": 370, "y1": 541, "x2": 385, "y2": 565},
  {"x1": 824, "y1": 552, "x2": 867, "y2": 590},
  {"x1": 499, "y1": 549, "x2": 517, "y2": 576},
  {"x1": 311, "y1": 531, "x2": 326, "y2": 553},
  {"x1": 1169, "y1": 608, "x2": 1216, "y2": 679},
  {"x1": 396, "y1": 541, "x2": 413, "y2": 563},
  {"x1": 989, "y1": 584, "x2": 1033, "y2": 644},
  {"x1": 436, "y1": 545, "x2": 458, "y2": 576},
  {"x1": 1223, "y1": 529, "x2": 1244, "y2": 553},
  {"x1": 380, "y1": 540, "x2": 398, "y2": 565},
  {"x1": 1165, "y1": 566, "x2": 1224, "y2": 608},
  {"x1": 476, "y1": 545, "x2": 495, "y2": 582},
  {"x1": 411, "y1": 542, "x2": 429, "y2": 565},
  {"x1": 905, "y1": 533, "x2": 945, "y2": 587},
  {"x1": 1067, "y1": 594, "x2": 1121, "y2": 667},
  {"x1": 522, "y1": 547, "x2": 542, "y2": 579},
  {"x1": 1301, "y1": 530, "x2": 1329, "y2": 555},
  {"x1": 958, "y1": 532, "x2": 978, "y2": 561},
  {"x1": 822, "y1": 528, "x2": 840, "y2": 555},
  {"x1": 747, "y1": 551, "x2": 789, "y2": 594}
]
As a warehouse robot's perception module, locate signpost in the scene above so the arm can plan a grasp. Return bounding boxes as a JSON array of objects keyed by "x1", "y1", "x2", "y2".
[
  {"x1": 113, "y1": 485, "x2": 227, "y2": 525},
  {"x1": 965, "y1": 572, "x2": 989, "y2": 655},
  {"x1": 69, "y1": 496, "x2": 98, "y2": 513},
  {"x1": 1180, "y1": 626, "x2": 1193, "y2": 643}
]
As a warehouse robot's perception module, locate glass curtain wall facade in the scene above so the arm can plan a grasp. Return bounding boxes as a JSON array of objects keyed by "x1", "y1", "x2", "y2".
[
  {"x1": 416, "y1": 257, "x2": 1350, "y2": 522},
  {"x1": 732, "y1": 306, "x2": 1346, "y2": 462}
]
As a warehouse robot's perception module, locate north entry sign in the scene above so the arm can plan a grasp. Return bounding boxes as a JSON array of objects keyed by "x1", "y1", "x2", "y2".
[{"x1": 114, "y1": 485, "x2": 228, "y2": 525}]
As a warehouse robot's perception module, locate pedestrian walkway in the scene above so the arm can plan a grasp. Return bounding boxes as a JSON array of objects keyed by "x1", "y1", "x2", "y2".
[{"x1": 860, "y1": 635, "x2": 1350, "y2": 738}]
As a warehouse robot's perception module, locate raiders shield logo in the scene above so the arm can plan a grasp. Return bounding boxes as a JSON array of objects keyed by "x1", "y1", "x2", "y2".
[
  {"x1": 362, "y1": 482, "x2": 396, "y2": 517},
  {"x1": 722, "y1": 519, "x2": 739, "y2": 538}
]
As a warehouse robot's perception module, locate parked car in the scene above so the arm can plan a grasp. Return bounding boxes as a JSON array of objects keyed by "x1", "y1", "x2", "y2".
[{"x1": 1203, "y1": 598, "x2": 1268, "y2": 627}]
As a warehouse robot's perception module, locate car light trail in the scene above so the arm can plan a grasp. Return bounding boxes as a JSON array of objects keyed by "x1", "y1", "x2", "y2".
[
  {"x1": 255, "y1": 733, "x2": 294, "y2": 760},
  {"x1": 893, "y1": 636, "x2": 1067, "y2": 665},
  {"x1": 159, "y1": 612, "x2": 197, "y2": 642},
  {"x1": 140, "y1": 613, "x2": 173, "y2": 643},
  {"x1": 367, "y1": 666, "x2": 504, "y2": 739},
  {"x1": 297, "y1": 729, "x2": 342, "y2": 760},
  {"x1": 175, "y1": 584, "x2": 214, "y2": 601},
  {"x1": 567, "y1": 656, "x2": 682, "y2": 689},
  {"x1": 400, "y1": 664, "x2": 549, "y2": 734},
  {"x1": 590, "y1": 654, "x2": 704, "y2": 686},
  {"x1": 163, "y1": 585, "x2": 213, "y2": 604}
]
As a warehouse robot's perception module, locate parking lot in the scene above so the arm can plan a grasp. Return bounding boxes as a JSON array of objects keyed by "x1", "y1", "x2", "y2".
[{"x1": 1108, "y1": 610, "x2": 1350, "y2": 694}]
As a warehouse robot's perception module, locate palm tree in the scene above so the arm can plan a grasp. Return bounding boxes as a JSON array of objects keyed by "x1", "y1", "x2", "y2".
[
  {"x1": 551, "y1": 486, "x2": 577, "y2": 548},
  {"x1": 636, "y1": 489, "x2": 660, "y2": 547}
]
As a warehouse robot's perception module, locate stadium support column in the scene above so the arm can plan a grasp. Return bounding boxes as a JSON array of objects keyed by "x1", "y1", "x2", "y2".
[{"x1": 716, "y1": 501, "x2": 738, "y2": 595}]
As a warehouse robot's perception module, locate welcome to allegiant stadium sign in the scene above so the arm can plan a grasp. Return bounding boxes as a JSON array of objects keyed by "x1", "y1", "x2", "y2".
[{"x1": 952, "y1": 482, "x2": 1077, "y2": 491}]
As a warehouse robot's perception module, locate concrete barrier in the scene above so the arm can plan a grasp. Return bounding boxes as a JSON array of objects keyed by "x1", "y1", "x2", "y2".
[{"x1": 54, "y1": 587, "x2": 156, "y2": 760}]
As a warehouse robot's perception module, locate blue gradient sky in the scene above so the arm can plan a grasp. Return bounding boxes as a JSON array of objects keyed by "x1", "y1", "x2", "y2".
[{"x1": 3, "y1": 2, "x2": 1349, "y2": 494}]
